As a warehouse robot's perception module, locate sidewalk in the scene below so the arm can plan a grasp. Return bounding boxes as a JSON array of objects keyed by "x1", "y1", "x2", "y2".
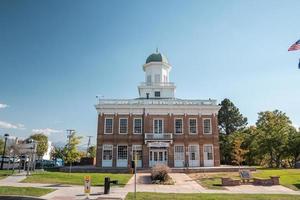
[{"x1": 0, "y1": 172, "x2": 299, "y2": 200}]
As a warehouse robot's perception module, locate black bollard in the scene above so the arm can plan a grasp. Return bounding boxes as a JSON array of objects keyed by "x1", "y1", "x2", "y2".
[{"x1": 104, "y1": 177, "x2": 110, "y2": 194}]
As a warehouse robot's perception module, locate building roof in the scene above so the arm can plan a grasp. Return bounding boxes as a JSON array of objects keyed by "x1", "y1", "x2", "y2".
[{"x1": 145, "y1": 52, "x2": 169, "y2": 64}]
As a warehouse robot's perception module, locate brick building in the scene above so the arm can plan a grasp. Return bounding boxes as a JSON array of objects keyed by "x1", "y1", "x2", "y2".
[{"x1": 95, "y1": 51, "x2": 221, "y2": 169}]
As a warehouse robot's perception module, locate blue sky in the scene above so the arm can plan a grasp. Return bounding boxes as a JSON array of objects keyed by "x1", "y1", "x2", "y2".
[{"x1": 0, "y1": 0, "x2": 300, "y2": 146}]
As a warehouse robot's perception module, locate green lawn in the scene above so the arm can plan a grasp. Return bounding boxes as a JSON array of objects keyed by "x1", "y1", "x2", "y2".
[
  {"x1": 0, "y1": 186, "x2": 54, "y2": 197},
  {"x1": 125, "y1": 192, "x2": 300, "y2": 200},
  {"x1": 0, "y1": 170, "x2": 14, "y2": 180},
  {"x1": 255, "y1": 169, "x2": 300, "y2": 191},
  {"x1": 22, "y1": 171, "x2": 132, "y2": 187},
  {"x1": 190, "y1": 169, "x2": 300, "y2": 191}
]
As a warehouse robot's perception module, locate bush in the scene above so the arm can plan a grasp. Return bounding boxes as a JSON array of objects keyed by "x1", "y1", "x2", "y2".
[{"x1": 151, "y1": 164, "x2": 170, "y2": 182}]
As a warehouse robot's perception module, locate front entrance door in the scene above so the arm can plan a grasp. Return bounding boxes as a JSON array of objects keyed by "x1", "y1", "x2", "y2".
[
  {"x1": 203, "y1": 144, "x2": 214, "y2": 167},
  {"x1": 188, "y1": 145, "x2": 200, "y2": 167},
  {"x1": 149, "y1": 149, "x2": 167, "y2": 167},
  {"x1": 174, "y1": 145, "x2": 185, "y2": 167}
]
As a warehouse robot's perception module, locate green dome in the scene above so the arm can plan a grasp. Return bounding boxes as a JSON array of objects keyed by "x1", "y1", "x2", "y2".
[{"x1": 146, "y1": 52, "x2": 169, "y2": 64}]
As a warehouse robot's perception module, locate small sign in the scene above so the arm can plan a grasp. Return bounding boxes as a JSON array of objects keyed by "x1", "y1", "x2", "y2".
[
  {"x1": 148, "y1": 142, "x2": 169, "y2": 148},
  {"x1": 240, "y1": 170, "x2": 251, "y2": 179},
  {"x1": 84, "y1": 176, "x2": 91, "y2": 194}
]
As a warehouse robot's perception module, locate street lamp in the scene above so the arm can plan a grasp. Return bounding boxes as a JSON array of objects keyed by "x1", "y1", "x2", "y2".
[{"x1": 1, "y1": 133, "x2": 9, "y2": 170}]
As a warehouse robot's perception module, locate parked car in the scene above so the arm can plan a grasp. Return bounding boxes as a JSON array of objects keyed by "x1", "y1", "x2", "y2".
[
  {"x1": 35, "y1": 160, "x2": 55, "y2": 169},
  {"x1": 0, "y1": 156, "x2": 19, "y2": 163}
]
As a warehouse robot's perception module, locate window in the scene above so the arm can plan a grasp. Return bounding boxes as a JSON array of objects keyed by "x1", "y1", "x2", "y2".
[
  {"x1": 147, "y1": 75, "x2": 151, "y2": 84},
  {"x1": 203, "y1": 119, "x2": 212, "y2": 134},
  {"x1": 119, "y1": 118, "x2": 128, "y2": 134},
  {"x1": 102, "y1": 145, "x2": 113, "y2": 160},
  {"x1": 189, "y1": 118, "x2": 197, "y2": 134},
  {"x1": 105, "y1": 118, "x2": 113, "y2": 134},
  {"x1": 204, "y1": 145, "x2": 213, "y2": 160},
  {"x1": 175, "y1": 118, "x2": 183, "y2": 134},
  {"x1": 117, "y1": 145, "x2": 128, "y2": 160},
  {"x1": 133, "y1": 118, "x2": 142, "y2": 134},
  {"x1": 174, "y1": 145, "x2": 184, "y2": 160},
  {"x1": 189, "y1": 145, "x2": 199, "y2": 160},
  {"x1": 154, "y1": 119, "x2": 163, "y2": 133},
  {"x1": 154, "y1": 91, "x2": 160, "y2": 97},
  {"x1": 132, "y1": 145, "x2": 142, "y2": 161},
  {"x1": 155, "y1": 74, "x2": 160, "y2": 83}
]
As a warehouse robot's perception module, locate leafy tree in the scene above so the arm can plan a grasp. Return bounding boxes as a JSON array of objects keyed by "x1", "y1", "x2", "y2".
[
  {"x1": 285, "y1": 128, "x2": 300, "y2": 167},
  {"x1": 51, "y1": 147, "x2": 65, "y2": 160},
  {"x1": 218, "y1": 98, "x2": 248, "y2": 135},
  {"x1": 0, "y1": 139, "x2": 4, "y2": 155},
  {"x1": 87, "y1": 146, "x2": 96, "y2": 158},
  {"x1": 231, "y1": 137, "x2": 249, "y2": 166},
  {"x1": 63, "y1": 132, "x2": 82, "y2": 165},
  {"x1": 29, "y1": 133, "x2": 48, "y2": 160},
  {"x1": 218, "y1": 98, "x2": 248, "y2": 164},
  {"x1": 256, "y1": 110, "x2": 292, "y2": 168}
]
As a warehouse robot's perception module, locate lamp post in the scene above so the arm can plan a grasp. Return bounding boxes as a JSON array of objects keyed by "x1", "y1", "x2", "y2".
[{"x1": 1, "y1": 133, "x2": 9, "y2": 170}]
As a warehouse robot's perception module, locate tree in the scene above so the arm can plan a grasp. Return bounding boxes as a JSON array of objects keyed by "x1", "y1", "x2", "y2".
[
  {"x1": 218, "y1": 98, "x2": 248, "y2": 135},
  {"x1": 0, "y1": 138, "x2": 4, "y2": 155},
  {"x1": 218, "y1": 98, "x2": 248, "y2": 164},
  {"x1": 255, "y1": 110, "x2": 292, "y2": 168},
  {"x1": 29, "y1": 133, "x2": 48, "y2": 160},
  {"x1": 63, "y1": 132, "x2": 82, "y2": 165},
  {"x1": 231, "y1": 137, "x2": 249, "y2": 166},
  {"x1": 285, "y1": 128, "x2": 300, "y2": 168},
  {"x1": 51, "y1": 147, "x2": 65, "y2": 160},
  {"x1": 87, "y1": 146, "x2": 96, "y2": 158}
]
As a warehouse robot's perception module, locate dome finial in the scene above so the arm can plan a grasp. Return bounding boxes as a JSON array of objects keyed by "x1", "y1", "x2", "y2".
[{"x1": 156, "y1": 47, "x2": 158, "y2": 53}]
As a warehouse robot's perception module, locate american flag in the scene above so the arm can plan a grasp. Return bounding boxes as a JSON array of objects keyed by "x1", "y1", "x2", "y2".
[{"x1": 288, "y1": 40, "x2": 300, "y2": 51}]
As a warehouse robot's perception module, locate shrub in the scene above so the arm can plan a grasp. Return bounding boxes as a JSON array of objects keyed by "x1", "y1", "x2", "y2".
[{"x1": 151, "y1": 164, "x2": 170, "y2": 182}]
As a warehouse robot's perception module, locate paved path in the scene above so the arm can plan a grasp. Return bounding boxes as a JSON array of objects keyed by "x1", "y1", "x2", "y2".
[{"x1": 0, "y1": 172, "x2": 300, "y2": 200}]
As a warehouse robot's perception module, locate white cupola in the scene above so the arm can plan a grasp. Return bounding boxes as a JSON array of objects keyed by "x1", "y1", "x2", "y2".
[{"x1": 138, "y1": 50, "x2": 176, "y2": 99}]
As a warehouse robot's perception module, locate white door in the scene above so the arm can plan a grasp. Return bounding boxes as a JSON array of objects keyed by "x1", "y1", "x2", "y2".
[
  {"x1": 174, "y1": 145, "x2": 185, "y2": 167},
  {"x1": 102, "y1": 145, "x2": 113, "y2": 167},
  {"x1": 117, "y1": 145, "x2": 128, "y2": 167},
  {"x1": 188, "y1": 145, "x2": 200, "y2": 167},
  {"x1": 204, "y1": 145, "x2": 214, "y2": 167},
  {"x1": 149, "y1": 150, "x2": 167, "y2": 167},
  {"x1": 132, "y1": 145, "x2": 142, "y2": 168}
]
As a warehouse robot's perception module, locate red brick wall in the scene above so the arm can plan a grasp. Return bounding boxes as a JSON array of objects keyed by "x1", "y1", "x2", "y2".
[{"x1": 96, "y1": 113, "x2": 220, "y2": 168}]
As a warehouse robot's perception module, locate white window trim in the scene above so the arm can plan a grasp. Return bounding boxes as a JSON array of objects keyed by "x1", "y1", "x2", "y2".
[
  {"x1": 133, "y1": 117, "x2": 142, "y2": 134},
  {"x1": 203, "y1": 144, "x2": 214, "y2": 160},
  {"x1": 117, "y1": 144, "x2": 128, "y2": 159},
  {"x1": 104, "y1": 117, "x2": 113, "y2": 134},
  {"x1": 203, "y1": 118, "x2": 212, "y2": 134},
  {"x1": 174, "y1": 118, "x2": 183, "y2": 135},
  {"x1": 119, "y1": 118, "x2": 128, "y2": 134},
  {"x1": 102, "y1": 144, "x2": 113, "y2": 160},
  {"x1": 153, "y1": 118, "x2": 164, "y2": 134},
  {"x1": 189, "y1": 118, "x2": 198, "y2": 134}
]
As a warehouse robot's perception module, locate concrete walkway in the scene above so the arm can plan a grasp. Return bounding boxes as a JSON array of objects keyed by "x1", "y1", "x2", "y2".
[{"x1": 0, "y1": 172, "x2": 299, "y2": 200}]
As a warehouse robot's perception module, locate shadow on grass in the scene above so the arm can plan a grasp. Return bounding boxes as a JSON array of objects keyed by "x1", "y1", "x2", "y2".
[{"x1": 293, "y1": 184, "x2": 300, "y2": 189}]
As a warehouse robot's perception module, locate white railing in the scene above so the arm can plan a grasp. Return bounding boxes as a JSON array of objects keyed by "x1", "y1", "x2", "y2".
[
  {"x1": 139, "y1": 82, "x2": 175, "y2": 87},
  {"x1": 145, "y1": 133, "x2": 173, "y2": 141}
]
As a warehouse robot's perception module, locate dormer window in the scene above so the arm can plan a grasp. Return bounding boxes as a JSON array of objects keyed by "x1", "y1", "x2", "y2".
[{"x1": 154, "y1": 91, "x2": 160, "y2": 97}]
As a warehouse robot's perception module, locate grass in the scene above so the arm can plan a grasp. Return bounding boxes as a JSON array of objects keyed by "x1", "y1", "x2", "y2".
[
  {"x1": 0, "y1": 186, "x2": 54, "y2": 197},
  {"x1": 255, "y1": 169, "x2": 300, "y2": 191},
  {"x1": 0, "y1": 170, "x2": 14, "y2": 180},
  {"x1": 125, "y1": 192, "x2": 300, "y2": 200},
  {"x1": 189, "y1": 168, "x2": 300, "y2": 191},
  {"x1": 22, "y1": 171, "x2": 132, "y2": 187}
]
